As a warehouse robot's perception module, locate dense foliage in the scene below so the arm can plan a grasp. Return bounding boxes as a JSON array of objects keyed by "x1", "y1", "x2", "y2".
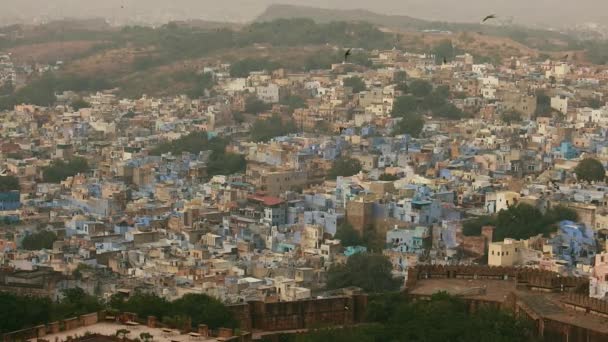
[
  {"x1": 250, "y1": 115, "x2": 297, "y2": 142},
  {"x1": 502, "y1": 110, "x2": 523, "y2": 124},
  {"x1": 71, "y1": 98, "x2": 92, "y2": 111},
  {"x1": 391, "y1": 95, "x2": 424, "y2": 137},
  {"x1": 21, "y1": 230, "x2": 58, "y2": 250},
  {"x1": 109, "y1": 292, "x2": 236, "y2": 329},
  {"x1": 0, "y1": 175, "x2": 20, "y2": 192},
  {"x1": 150, "y1": 131, "x2": 211, "y2": 156},
  {"x1": 535, "y1": 91, "x2": 552, "y2": 117},
  {"x1": 334, "y1": 222, "x2": 363, "y2": 247},
  {"x1": 343, "y1": 76, "x2": 366, "y2": 93},
  {"x1": 0, "y1": 289, "x2": 235, "y2": 334},
  {"x1": 463, "y1": 204, "x2": 578, "y2": 241},
  {"x1": 0, "y1": 288, "x2": 103, "y2": 334},
  {"x1": 327, "y1": 157, "x2": 362, "y2": 179},
  {"x1": 278, "y1": 292, "x2": 535, "y2": 342},
  {"x1": 378, "y1": 173, "x2": 400, "y2": 181},
  {"x1": 280, "y1": 95, "x2": 307, "y2": 114},
  {"x1": 150, "y1": 132, "x2": 246, "y2": 176},
  {"x1": 42, "y1": 157, "x2": 90, "y2": 183},
  {"x1": 326, "y1": 253, "x2": 400, "y2": 293},
  {"x1": 171, "y1": 71, "x2": 215, "y2": 99},
  {"x1": 230, "y1": 58, "x2": 280, "y2": 78},
  {"x1": 0, "y1": 72, "x2": 112, "y2": 110},
  {"x1": 392, "y1": 80, "x2": 464, "y2": 137},
  {"x1": 431, "y1": 40, "x2": 462, "y2": 64},
  {"x1": 244, "y1": 96, "x2": 272, "y2": 114},
  {"x1": 574, "y1": 158, "x2": 606, "y2": 183}
]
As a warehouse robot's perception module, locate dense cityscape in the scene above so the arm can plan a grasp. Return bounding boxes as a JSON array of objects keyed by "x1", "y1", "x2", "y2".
[{"x1": 2, "y1": 3, "x2": 608, "y2": 342}]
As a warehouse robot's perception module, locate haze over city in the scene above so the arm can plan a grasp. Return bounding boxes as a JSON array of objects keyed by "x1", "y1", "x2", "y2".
[
  {"x1": 2, "y1": 0, "x2": 608, "y2": 27},
  {"x1": 3, "y1": 1, "x2": 608, "y2": 341}
]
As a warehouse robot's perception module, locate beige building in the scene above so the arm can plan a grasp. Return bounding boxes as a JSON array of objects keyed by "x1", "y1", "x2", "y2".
[
  {"x1": 488, "y1": 238, "x2": 542, "y2": 267},
  {"x1": 246, "y1": 163, "x2": 308, "y2": 196},
  {"x1": 485, "y1": 191, "x2": 521, "y2": 214}
]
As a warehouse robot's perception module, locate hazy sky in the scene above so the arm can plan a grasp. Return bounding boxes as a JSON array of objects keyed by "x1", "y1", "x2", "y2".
[{"x1": 1, "y1": 0, "x2": 606, "y2": 27}]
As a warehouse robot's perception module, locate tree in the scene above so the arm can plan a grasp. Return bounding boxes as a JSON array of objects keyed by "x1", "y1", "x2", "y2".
[
  {"x1": 409, "y1": 79, "x2": 432, "y2": 97},
  {"x1": 171, "y1": 294, "x2": 236, "y2": 329},
  {"x1": 53, "y1": 288, "x2": 104, "y2": 321},
  {"x1": 377, "y1": 292, "x2": 534, "y2": 342},
  {"x1": 140, "y1": 332, "x2": 154, "y2": 342},
  {"x1": 433, "y1": 103, "x2": 464, "y2": 119},
  {"x1": 327, "y1": 254, "x2": 400, "y2": 293},
  {"x1": 115, "y1": 329, "x2": 130, "y2": 341},
  {"x1": 544, "y1": 205, "x2": 578, "y2": 223},
  {"x1": 0, "y1": 176, "x2": 19, "y2": 192},
  {"x1": 207, "y1": 152, "x2": 246, "y2": 177},
  {"x1": 183, "y1": 72, "x2": 215, "y2": 99},
  {"x1": 463, "y1": 216, "x2": 496, "y2": 236},
  {"x1": 280, "y1": 95, "x2": 307, "y2": 114},
  {"x1": 250, "y1": 115, "x2": 297, "y2": 142},
  {"x1": 379, "y1": 173, "x2": 399, "y2": 181},
  {"x1": 587, "y1": 97, "x2": 603, "y2": 109},
  {"x1": 493, "y1": 203, "x2": 571, "y2": 241},
  {"x1": 432, "y1": 40, "x2": 459, "y2": 64},
  {"x1": 574, "y1": 158, "x2": 606, "y2": 183},
  {"x1": 42, "y1": 157, "x2": 90, "y2": 183},
  {"x1": 502, "y1": 110, "x2": 522, "y2": 124},
  {"x1": 0, "y1": 80, "x2": 14, "y2": 96},
  {"x1": 0, "y1": 292, "x2": 52, "y2": 334},
  {"x1": 393, "y1": 70, "x2": 407, "y2": 84},
  {"x1": 334, "y1": 222, "x2": 363, "y2": 247},
  {"x1": 343, "y1": 76, "x2": 366, "y2": 93},
  {"x1": 245, "y1": 96, "x2": 271, "y2": 114},
  {"x1": 22, "y1": 230, "x2": 57, "y2": 250},
  {"x1": 149, "y1": 131, "x2": 209, "y2": 156},
  {"x1": 535, "y1": 91, "x2": 552, "y2": 117},
  {"x1": 109, "y1": 292, "x2": 170, "y2": 321},
  {"x1": 433, "y1": 85, "x2": 450, "y2": 99},
  {"x1": 328, "y1": 157, "x2": 362, "y2": 179},
  {"x1": 230, "y1": 58, "x2": 280, "y2": 78},
  {"x1": 109, "y1": 292, "x2": 235, "y2": 330},
  {"x1": 391, "y1": 95, "x2": 418, "y2": 117},
  {"x1": 393, "y1": 115, "x2": 424, "y2": 138},
  {"x1": 71, "y1": 98, "x2": 91, "y2": 111}
]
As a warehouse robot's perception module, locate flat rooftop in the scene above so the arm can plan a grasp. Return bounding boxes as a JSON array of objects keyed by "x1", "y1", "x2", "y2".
[
  {"x1": 28, "y1": 322, "x2": 234, "y2": 342},
  {"x1": 408, "y1": 278, "x2": 516, "y2": 302},
  {"x1": 410, "y1": 278, "x2": 608, "y2": 334}
]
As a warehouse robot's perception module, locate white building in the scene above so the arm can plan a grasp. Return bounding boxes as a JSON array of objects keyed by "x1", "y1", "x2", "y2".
[
  {"x1": 551, "y1": 95, "x2": 568, "y2": 114},
  {"x1": 256, "y1": 83, "x2": 282, "y2": 103}
]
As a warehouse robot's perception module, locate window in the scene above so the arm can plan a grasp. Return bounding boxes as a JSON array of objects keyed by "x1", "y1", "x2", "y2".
[{"x1": 491, "y1": 251, "x2": 494, "y2": 255}]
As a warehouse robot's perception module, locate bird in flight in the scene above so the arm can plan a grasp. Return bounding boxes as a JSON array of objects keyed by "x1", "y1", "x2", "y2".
[
  {"x1": 563, "y1": 54, "x2": 569, "y2": 60},
  {"x1": 482, "y1": 14, "x2": 497, "y2": 23},
  {"x1": 344, "y1": 48, "x2": 352, "y2": 63}
]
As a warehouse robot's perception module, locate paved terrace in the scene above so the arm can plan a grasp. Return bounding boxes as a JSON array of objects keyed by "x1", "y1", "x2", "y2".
[
  {"x1": 27, "y1": 322, "x2": 239, "y2": 342},
  {"x1": 409, "y1": 278, "x2": 608, "y2": 335}
]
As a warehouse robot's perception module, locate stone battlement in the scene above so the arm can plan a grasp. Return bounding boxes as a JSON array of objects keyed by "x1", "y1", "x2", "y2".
[{"x1": 407, "y1": 265, "x2": 588, "y2": 292}]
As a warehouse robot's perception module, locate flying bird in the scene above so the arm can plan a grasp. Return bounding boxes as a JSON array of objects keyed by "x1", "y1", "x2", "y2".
[
  {"x1": 482, "y1": 14, "x2": 497, "y2": 23},
  {"x1": 344, "y1": 48, "x2": 352, "y2": 63},
  {"x1": 563, "y1": 54, "x2": 569, "y2": 60}
]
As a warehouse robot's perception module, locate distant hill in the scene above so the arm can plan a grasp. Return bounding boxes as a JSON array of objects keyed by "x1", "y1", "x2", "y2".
[
  {"x1": 255, "y1": 4, "x2": 429, "y2": 30},
  {"x1": 255, "y1": 4, "x2": 579, "y2": 51}
]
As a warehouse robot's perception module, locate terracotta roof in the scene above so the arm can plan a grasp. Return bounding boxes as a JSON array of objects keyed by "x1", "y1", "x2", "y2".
[{"x1": 249, "y1": 195, "x2": 284, "y2": 206}]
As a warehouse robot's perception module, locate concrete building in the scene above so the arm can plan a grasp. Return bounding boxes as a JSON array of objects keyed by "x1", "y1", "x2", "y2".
[{"x1": 488, "y1": 238, "x2": 542, "y2": 267}]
